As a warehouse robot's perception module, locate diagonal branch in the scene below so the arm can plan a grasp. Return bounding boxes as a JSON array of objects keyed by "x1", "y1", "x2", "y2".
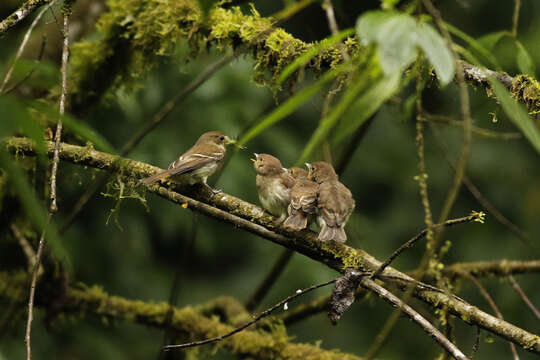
[
  {"x1": 0, "y1": 0, "x2": 52, "y2": 35},
  {"x1": 5, "y1": 136, "x2": 540, "y2": 355}
]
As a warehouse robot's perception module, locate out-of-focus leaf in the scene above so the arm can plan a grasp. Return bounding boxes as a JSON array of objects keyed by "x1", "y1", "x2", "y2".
[
  {"x1": 515, "y1": 40, "x2": 536, "y2": 77},
  {"x1": 29, "y1": 101, "x2": 116, "y2": 154},
  {"x1": 0, "y1": 150, "x2": 70, "y2": 267},
  {"x1": 0, "y1": 96, "x2": 46, "y2": 162},
  {"x1": 238, "y1": 63, "x2": 349, "y2": 147},
  {"x1": 446, "y1": 22, "x2": 501, "y2": 70},
  {"x1": 277, "y1": 28, "x2": 354, "y2": 86},
  {"x1": 4, "y1": 59, "x2": 60, "y2": 91},
  {"x1": 487, "y1": 77, "x2": 540, "y2": 155},
  {"x1": 332, "y1": 72, "x2": 400, "y2": 144},
  {"x1": 415, "y1": 23, "x2": 455, "y2": 85},
  {"x1": 356, "y1": 11, "x2": 454, "y2": 86},
  {"x1": 299, "y1": 70, "x2": 373, "y2": 162},
  {"x1": 477, "y1": 31, "x2": 509, "y2": 52}
]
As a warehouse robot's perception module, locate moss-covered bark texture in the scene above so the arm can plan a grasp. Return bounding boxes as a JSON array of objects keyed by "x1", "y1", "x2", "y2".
[
  {"x1": 5, "y1": 136, "x2": 540, "y2": 355},
  {"x1": 0, "y1": 271, "x2": 360, "y2": 360},
  {"x1": 65, "y1": 0, "x2": 540, "y2": 115}
]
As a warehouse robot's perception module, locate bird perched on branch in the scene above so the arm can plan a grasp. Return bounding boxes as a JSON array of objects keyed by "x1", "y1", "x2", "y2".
[
  {"x1": 307, "y1": 162, "x2": 355, "y2": 242},
  {"x1": 287, "y1": 167, "x2": 308, "y2": 180},
  {"x1": 252, "y1": 153, "x2": 295, "y2": 222},
  {"x1": 140, "y1": 131, "x2": 234, "y2": 192},
  {"x1": 283, "y1": 174, "x2": 319, "y2": 231}
]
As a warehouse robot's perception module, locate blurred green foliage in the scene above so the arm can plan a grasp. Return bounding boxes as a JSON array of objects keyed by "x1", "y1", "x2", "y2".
[{"x1": 1, "y1": 0, "x2": 540, "y2": 359}]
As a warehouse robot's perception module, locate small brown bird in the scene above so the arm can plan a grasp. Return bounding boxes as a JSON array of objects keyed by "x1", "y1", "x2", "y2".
[
  {"x1": 252, "y1": 153, "x2": 295, "y2": 222},
  {"x1": 287, "y1": 167, "x2": 308, "y2": 180},
  {"x1": 307, "y1": 162, "x2": 355, "y2": 243},
  {"x1": 140, "y1": 131, "x2": 233, "y2": 191},
  {"x1": 283, "y1": 176, "x2": 319, "y2": 231}
]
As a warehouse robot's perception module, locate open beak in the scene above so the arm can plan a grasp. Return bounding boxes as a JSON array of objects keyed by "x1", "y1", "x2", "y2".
[
  {"x1": 305, "y1": 163, "x2": 311, "y2": 170},
  {"x1": 251, "y1": 153, "x2": 258, "y2": 162}
]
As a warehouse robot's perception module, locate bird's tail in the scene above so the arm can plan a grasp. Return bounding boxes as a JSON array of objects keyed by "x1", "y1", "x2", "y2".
[
  {"x1": 284, "y1": 212, "x2": 308, "y2": 230},
  {"x1": 139, "y1": 170, "x2": 171, "y2": 185},
  {"x1": 318, "y1": 225, "x2": 347, "y2": 243}
]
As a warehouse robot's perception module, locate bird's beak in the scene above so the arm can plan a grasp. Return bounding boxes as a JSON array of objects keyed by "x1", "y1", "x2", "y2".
[
  {"x1": 282, "y1": 167, "x2": 288, "y2": 172},
  {"x1": 251, "y1": 153, "x2": 258, "y2": 162},
  {"x1": 305, "y1": 163, "x2": 311, "y2": 170},
  {"x1": 250, "y1": 158, "x2": 256, "y2": 162}
]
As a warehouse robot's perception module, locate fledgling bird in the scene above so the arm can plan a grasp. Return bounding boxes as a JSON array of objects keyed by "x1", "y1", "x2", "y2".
[
  {"x1": 307, "y1": 162, "x2": 355, "y2": 243},
  {"x1": 252, "y1": 153, "x2": 295, "y2": 222},
  {"x1": 287, "y1": 167, "x2": 308, "y2": 180},
  {"x1": 140, "y1": 131, "x2": 234, "y2": 192},
  {"x1": 283, "y1": 176, "x2": 319, "y2": 231}
]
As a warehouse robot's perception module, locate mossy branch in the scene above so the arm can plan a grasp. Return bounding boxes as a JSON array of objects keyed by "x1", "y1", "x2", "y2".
[
  {"x1": 0, "y1": 0, "x2": 52, "y2": 35},
  {"x1": 0, "y1": 271, "x2": 360, "y2": 360},
  {"x1": 5, "y1": 136, "x2": 540, "y2": 355},
  {"x1": 65, "y1": 0, "x2": 540, "y2": 114}
]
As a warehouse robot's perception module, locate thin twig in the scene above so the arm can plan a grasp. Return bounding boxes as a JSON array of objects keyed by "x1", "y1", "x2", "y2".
[
  {"x1": 423, "y1": 113, "x2": 521, "y2": 140},
  {"x1": 163, "y1": 279, "x2": 336, "y2": 351},
  {"x1": 429, "y1": 122, "x2": 534, "y2": 250},
  {"x1": 25, "y1": 8, "x2": 69, "y2": 360},
  {"x1": 0, "y1": 0, "x2": 51, "y2": 35},
  {"x1": 470, "y1": 327, "x2": 481, "y2": 359},
  {"x1": 0, "y1": 1, "x2": 56, "y2": 93},
  {"x1": 11, "y1": 224, "x2": 42, "y2": 276},
  {"x1": 512, "y1": 0, "x2": 521, "y2": 37},
  {"x1": 6, "y1": 35, "x2": 47, "y2": 94},
  {"x1": 508, "y1": 275, "x2": 540, "y2": 320},
  {"x1": 361, "y1": 278, "x2": 469, "y2": 360},
  {"x1": 245, "y1": 249, "x2": 295, "y2": 312},
  {"x1": 322, "y1": 0, "x2": 349, "y2": 61},
  {"x1": 465, "y1": 274, "x2": 520, "y2": 360},
  {"x1": 371, "y1": 213, "x2": 483, "y2": 279}
]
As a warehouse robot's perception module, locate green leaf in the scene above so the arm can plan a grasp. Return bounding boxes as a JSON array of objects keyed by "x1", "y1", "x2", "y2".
[
  {"x1": 356, "y1": 11, "x2": 454, "y2": 85},
  {"x1": 0, "y1": 96, "x2": 46, "y2": 163},
  {"x1": 515, "y1": 40, "x2": 536, "y2": 77},
  {"x1": 28, "y1": 101, "x2": 116, "y2": 154},
  {"x1": 415, "y1": 23, "x2": 455, "y2": 85},
  {"x1": 299, "y1": 75, "x2": 369, "y2": 163},
  {"x1": 0, "y1": 151, "x2": 70, "y2": 267},
  {"x1": 445, "y1": 22, "x2": 501, "y2": 70},
  {"x1": 477, "y1": 31, "x2": 509, "y2": 52},
  {"x1": 487, "y1": 77, "x2": 540, "y2": 155},
  {"x1": 332, "y1": 72, "x2": 401, "y2": 144},
  {"x1": 3, "y1": 59, "x2": 60, "y2": 91},
  {"x1": 277, "y1": 28, "x2": 354, "y2": 86},
  {"x1": 238, "y1": 63, "x2": 349, "y2": 147}
]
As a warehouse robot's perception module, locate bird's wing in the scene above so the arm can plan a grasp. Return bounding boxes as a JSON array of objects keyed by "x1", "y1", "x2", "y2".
[{"x1": 167, "y1": 152, "x2": 224, "y2": 176}]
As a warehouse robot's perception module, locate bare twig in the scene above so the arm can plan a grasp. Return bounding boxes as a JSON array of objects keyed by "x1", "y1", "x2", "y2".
[
  {"x1": 6, "y1": 35, "x2": 47, "y2": 94},
  {"x1": 465, "y1": 274, "x2": 520, "y2": 360},
  {"x1": 423, "y1": 113, "x2": 522, "y2": 140},
  {"x1": 163, "y1": 279, "x2": 336, "y2": 351},
  {"x1": 0, "y1": 1, "x2": 56, "y2": 93},
  {"x1": 512, "y1": 0, "x2": 521, "y2": 37},
  {"x1": 470, "y1": 327, "x2": 481, "y2": 359},
  {"x1": 7, "y1": 137, "x2": 540, "y2": 355},
  {"x1": 0, "y1": 0, "x2": 52, "y2": 35},
  {"x1": 429, "y1": 122, "x2": 534, "y2": 249},
  {"x1": 371, "y1": 213, "x2": 484, "y2": 279},
  {"x1": 361, "y1": 277, "x2": 469, "y2": 360},
  {"x1": 11, "y1": 224, "x2": 42, "y2": 276},
  {"x1": 508, "y1": 275, "x2": 540, "y2": 320},
  {"x1": 322, "y1": 0, "x2": 349, "y2": 61},
  {"x1": 245, "y1": 249, "x2": 295, "y2": 312},
  {"x1": 25, "y1": 8, "x2": 69, "y2": 360}
]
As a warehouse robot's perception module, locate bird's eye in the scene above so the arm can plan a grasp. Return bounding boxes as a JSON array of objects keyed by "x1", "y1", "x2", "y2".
[{"x1": 219, "y1": 136, "x2": 225, "y2": 141}]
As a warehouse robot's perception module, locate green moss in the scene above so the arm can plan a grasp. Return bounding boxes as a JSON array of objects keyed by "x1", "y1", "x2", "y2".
[
  {"x1": 319, "y1": 241, "x2": 364, "y2": 271},
  {"x1": 511, "y1": 75, "x2": 540, "y2": 113}
]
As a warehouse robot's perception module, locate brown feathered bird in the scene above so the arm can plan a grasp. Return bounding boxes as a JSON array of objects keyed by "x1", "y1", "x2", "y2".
[
  {"x1": 283, "y1": 176, "x2": 319, "y2": 231},
  {"x1": 252, "y1": 153, "x2": 295, "y2": 222},
  {"x1": 287, "y1": 167, "x2": 308, "y2": 180},
  {"x1": 307, "y1": 162, "x2": 355, "y2": 242},
  {"x1": 140, "y1": 131, "x2": 233, "y2": 191}
]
